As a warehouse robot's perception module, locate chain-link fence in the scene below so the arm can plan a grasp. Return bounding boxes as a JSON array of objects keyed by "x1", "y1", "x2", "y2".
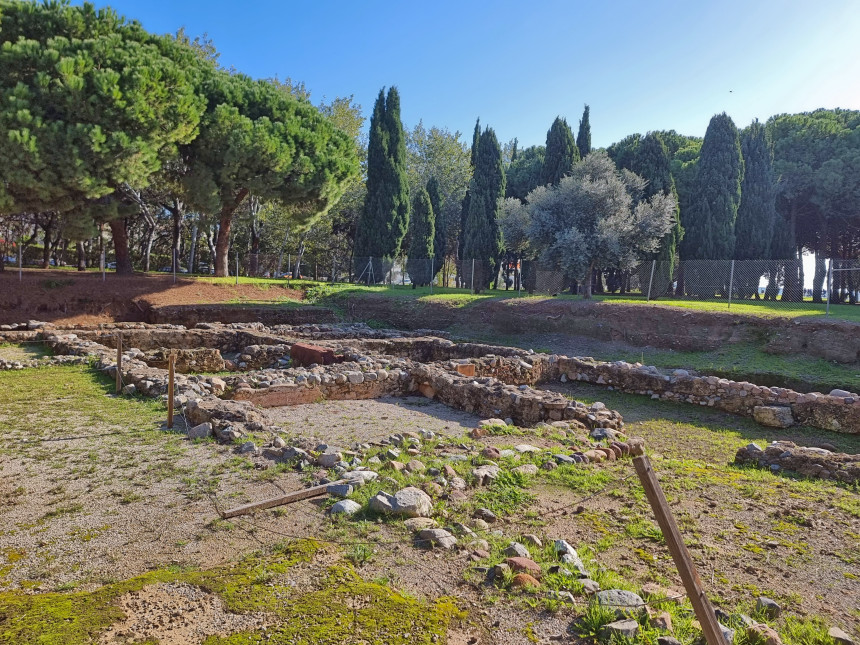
[{"x1": 226, "y1": 254, "x2": 860, "y2": 314}]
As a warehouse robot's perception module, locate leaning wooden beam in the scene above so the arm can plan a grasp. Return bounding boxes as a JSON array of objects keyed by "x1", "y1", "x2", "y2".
[
  {"x1": 630, "y1": 438, "x2": 727, "y2": 645},
  {"x1": 221, "y1": 479, "x2": 348, "y2": 519}
]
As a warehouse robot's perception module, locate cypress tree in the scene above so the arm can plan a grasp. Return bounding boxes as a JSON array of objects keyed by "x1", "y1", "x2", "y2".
[
  {"x1": 576, "y1": 105, "x2": 592, "y2": 159},
  {"x1": 406, "y1": 186, "x2": 435, "y2": 287},
  {"x1": 681, "y1": 113, "x2": 743, "y2": 261},
  {"x1": 735, "y1": 121, "x2": 776, "y2": 260},
  {"x1": 427, "y1": 176, "x2": 445, "y2": 266},
  {"x1": 354, "y1": 86, "x2": 410, "y2": 279},
  {"x1": 458, "y1": 119, "x2": 481, "y2": 282},
  {"x1": 462, "y1": 127, "x2": 506, "y2": 291},
  {"x1": 540, "y1": 117, "x2": 579, "y2": 186},
  {"x1": 635, "y1": 133, "x2": 682, "y2": 295}
]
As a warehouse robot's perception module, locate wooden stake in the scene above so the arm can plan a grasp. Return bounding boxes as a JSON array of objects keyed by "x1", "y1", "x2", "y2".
[
  {"x1": 167, "y1": 353, "x2": 175, "y2": 429},
  {"x1": 222, "y1": 479, "x2": 347, "y2": 519},
  {"x1": 115, "y1": 333, "x2": 122, "y2": 394},
  {"x1": 629, "y1": 439, "x2": 726, "y2": 645}
]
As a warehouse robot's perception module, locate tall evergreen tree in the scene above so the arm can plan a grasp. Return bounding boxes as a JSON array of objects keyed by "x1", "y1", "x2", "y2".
[
  {"x1": 406, "y1": 186, "x2": 435, "y2": 287},
  {"x1": 458, "y1": 119, "x2": 481, "y2": 281},
  {"x1": 635, "y1": 133, "x2": 682, "y2": 295},
  {"x1": 462, "y1": 127, "x2": 506, "y2": 291},
  {"x1": 681, "y1": 113, "x2": 743, "y2": 261},
  {"x1": 540, "y1": 117, "x2": 579, "y2": 186},
  {"x1": 354, "y1": 87, "x2": 410, "y2": 278},
  {"x1": 427, "y1": 176, "x2": 445, "y2": 265},
  {"x1": 510, "y1": 138, "x2": 519, "y2": 163},
  {"x1": 506, "y1": 146, "x2": 546, "y2": 200},
  {"x1": 576, "y1": 105, "x2": 592, "y2": 159},
  {"x1": 735, "y1": 121, "x2": 776, "y2": 260}
]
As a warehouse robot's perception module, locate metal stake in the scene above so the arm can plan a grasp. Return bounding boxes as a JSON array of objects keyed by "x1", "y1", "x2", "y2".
[
  {"x1": 647, "y1": 259, "x2": 656, "y2": 302},
  {"x1": 727, "y1": 260, "x2": 735, "y2": 309}
]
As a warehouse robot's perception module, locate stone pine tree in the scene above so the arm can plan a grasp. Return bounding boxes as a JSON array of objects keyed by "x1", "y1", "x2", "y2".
[
  {"x1": 458, "y1": 119, "x2": 481, "y2": 284},
  {"x1": 406, "y1": 187, "x2": 435, "y2": 287},
  {"x1": 540, "y1": 117, "x2": 579, "y2": 186},
  {"x1": 427, "y1": 176, "x2": 445, "y2": 274},
  {"x1": 634, "y1": 132, "x2": 682, "y2": 297},
  {"x1": 462, "y1": 127, "x2": 506, "y2": 291},
  {"x1": 734, "y1": 120, "x2": 777, "y2": 299},
  {"x1": 680, "y1": 113, "x2": 743, "y2": 295},
  {"x1": 354, "y1": 87, "x2": 410, "y2": 281},
  {"x1": 576, "y1": 105, "x2": 592, "y2": 159}
]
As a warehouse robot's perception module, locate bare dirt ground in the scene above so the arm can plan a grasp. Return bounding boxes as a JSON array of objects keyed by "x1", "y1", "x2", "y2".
[
  {"x1": 0, "y1": 269, "x2": 303, "y2": 325},
  {"x1": 1, "y1": 359, "x2": 859, "y2": 644}
]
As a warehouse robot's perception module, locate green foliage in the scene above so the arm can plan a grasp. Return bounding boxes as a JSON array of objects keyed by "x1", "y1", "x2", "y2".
[
  {"x1": 0, "y1": 0, "x2": 207, "y2": 215},
  {"x1": 540, "y1": 117, "x2": 580, "y2": 186},
  {"x1": 354, "y1": 87, "x2": 410, "y2": 267},
  {"x1": 406, "y1": 186, "x2": 435, "y2": 286},
  {"x1": 506, "y1": 145, "x2": 546, "y2": 201},
  {"x1": 526, "y1": 151, "x2": 677, "y2": 297},
  {"x1": 576, "y1": 104, "x2": 592, "y2": 159},
  {"x1": 461, "y1": 127, "x2": 505, "y2": 290},
  {"x1": 427, "y1": 176, "x2": 446, "y2": 266},
  {"x1": 735, "y1": 121, "x2": 777, "y2": 260},
  {"x1": 682, "y1": 113, "x2": 744, "y2": 261}
]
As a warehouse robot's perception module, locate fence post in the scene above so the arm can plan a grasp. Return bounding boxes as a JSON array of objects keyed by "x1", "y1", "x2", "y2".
[
  {"x1": 471, "y1": 259, "x2": 475, "y2": 294},
  {"x1": 167, "y1": 353, "x2": 175, "y2": 429},
  {"x1": 101, "y1": 233, "x2": 106, "y2": 282},
  {"x1": 631, "y1": 440, "x2": 726, "y2": 645},
  {"x1": 331, "y1": 254, "x2": 335, "y2": 284},
  {"x1": 173, "y1": 249, "x2": 177, "y2": 285},
  {"x1": 727, "y1": 260, "x2": 735, "y2": 309},
  {"x1": 430, "y1": 257, "x2": 434, "y2": 294},
  {"x1": 826, "y1": 259, "x2": 833, "y2": 316},
  {"x1": 18, "y1": 238, "x2": 22, "y2": 282},
  {"x1": 115, "y1": 333, "x2": 122, "y2": 394},
  {"x1": 646, "y1": 259, "x2": 656, "y2": 302},
  {"x1": 235, "y1": 252, "x2": 239, "y2": 285}
]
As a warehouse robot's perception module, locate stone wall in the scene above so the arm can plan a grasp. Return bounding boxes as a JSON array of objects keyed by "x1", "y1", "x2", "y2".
[
  {"x1": 542, "y1": 357, "x2": 859, "y2": 434},
  {"x1": 735, "y1": 441, "x2": 859, "y2": 484}
]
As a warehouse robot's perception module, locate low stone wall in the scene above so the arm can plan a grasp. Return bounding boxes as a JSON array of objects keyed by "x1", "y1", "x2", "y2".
[
  {"x1": 735, "y1": 441, "x2": 860, "y2": 483},
  {"x1": 230, "y1": 369, "x2": 409, "y2": 407},
  {"x1": 144, "y1": 348, "x2": 225, "y2": 373},
  {"x1": 541, "y1": 357, "x2": 859, "y2": 434},
  {"x1": 147, "y1": 304, "x2": 336, "y2": 326}
]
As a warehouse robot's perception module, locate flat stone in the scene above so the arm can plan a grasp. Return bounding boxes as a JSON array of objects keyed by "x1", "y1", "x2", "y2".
[
  {"x1": 513, "y1": 464, "x2": 539, "y2": 476},
  {"x1": 474, "y1": 508, "x2": 497, "y2": 522},
  {"x1": 509, "y1": 573, "x2": 540, "y2": 589},
  {"x1": 326, "y1": 483, "x2": 353, "y2": 498},
  {"x1": 418, "y1": 528, "x2": 457, "y2": 549},
  {"x1": 600, "y1": 619, "x2": 639, "y2": 640},
  {"x1": 472, "y1": 464, "x2": 500, "y2": 485},
  {"x1": 594, "y1": 589, "x2": 645, "y2": 618},
  {"x1": 650, "y1": 611, "x2": 673, "y2": 632},
  {"x1": 481, "y1": 446, "x2": 502, "y2": 460},
  {"x1": 828, "y1": 627, "x2": 856, "y2": 645},
  {"x1": 829, "y1": 389, "x2": 852, "y2": 398},
  {"x1": 746, "y1": 623, "x2": 783, "y2": 645},
  {"x1": 186, "y1": 422, "x2": 212, "y2": 440},
  {"x1": 522, "y1": 534, "x2": 542, "y2": 548},
  {"x1": 514, "y1": 444, "x2": 542, "y2": 453},
  {"x1": 317, "y1": 452, "x2": 342, "y2": 468},
  {"x1": 405, "y1": 459, "x2": 425, "y2": 473},
  {"x1": 504, "y1": 542, "x2": 530, "y2": 558},
  {"x1": 330, "y1": 499, "x2": 361, "y2": 516},
  {"x1": 504, "y1": 556, "x2": 541, "y2": 577},
  {"x1": 581, "y1": 579, "x2": 600, "y2": 594},
  {"x1": 345, "y1": 470, "x2": 378, "y2": 486},
  {"x1": 657, "y1": 638, "x2": 682, "y2": 645},
  {"x1": 756, "y1": 596, "x2": 781, "y2": 619},
  {"x1": 391, "y1": 486, "x2": 433, "y2": 517},
  {"x1": 753, "y1": 406, "x2": 794, "y2": 428},
  {"x1": 403, "y1": 517, "x2": 437, "y2": 531},
  {"x1": 238, "y1": 441, "x2": 257, "y2": 454}
]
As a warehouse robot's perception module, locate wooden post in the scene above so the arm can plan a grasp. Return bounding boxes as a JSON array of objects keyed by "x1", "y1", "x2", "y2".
[
  {"x1": 629, "y1": 439, "x2": 726, "y2": 645},
  {"x1": 115, "y1": 333, "x2": 122, "y2": 394},
  {"x1": 167, "y1": 353, "x2": 175, "y2": 428},
  {"x1": 221, "y1": 479, "x2": 348, "y2": 518}
]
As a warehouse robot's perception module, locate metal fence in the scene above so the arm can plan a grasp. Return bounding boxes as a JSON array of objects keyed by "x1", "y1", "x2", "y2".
[{"x1": 230, "y1": 254, "x2": 860, "y2": 314}]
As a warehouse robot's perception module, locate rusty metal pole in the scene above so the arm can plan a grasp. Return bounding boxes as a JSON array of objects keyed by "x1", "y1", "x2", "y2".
[
  {"x1": 115, "y1": 333, "x2": 122, "y2": 394},
  {"x1": 167, "y1": 353, "x2": 175, "y2": 428},
  {"x1": 629, "y1": 438, "x2": 726, "y2": 645}
]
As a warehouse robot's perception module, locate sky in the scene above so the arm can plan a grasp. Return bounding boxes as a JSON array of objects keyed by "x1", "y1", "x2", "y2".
[{"x1": 83, "y1": 0, "x2": 860, "y2": 148}]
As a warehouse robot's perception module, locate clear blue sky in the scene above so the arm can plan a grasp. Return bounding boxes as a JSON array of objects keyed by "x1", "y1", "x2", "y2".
[{"x1": 87, "y1": 0, "x2": 860, "y2": 148}]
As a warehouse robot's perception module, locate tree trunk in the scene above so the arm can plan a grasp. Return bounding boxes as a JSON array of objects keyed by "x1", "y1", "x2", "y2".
[
  {"x1": 41, "y1": 214, "x2": 55, "y2": 269},
  {"x1": 213, "y1": 189, "x2": 249, "y2": 277},
  {"x1": 141, "y1": 224, "x2": 155, "y2": 272},
  {"x1": 188, "y1": 223, "x2": 198, "y2": 274},
  {"x1": 582, "y1": 261, "x2": 596, "y2": 299},
  {"x1": 109, "y1": 219, "x2": 133, "y2": 274},
  {"x1": 172, "y1": 208, "x2": 182, "y2": 273},
  {"x1": 294, "y1": 238, "x2": 306, "y2": 278},
  {"x1": 205, "y1": 226, "x2": 217, "y2": 272},
  {"x1": 812, "y1": 250, "x2": 826, "y2": 303},
  {"x1": 76, "y1": 242, "x2": 87, "y2": 271}
]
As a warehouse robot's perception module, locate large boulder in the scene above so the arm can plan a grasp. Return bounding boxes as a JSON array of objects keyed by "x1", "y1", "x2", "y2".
[
  {"x1": 753, "y1": 406, "x2": 794, "y2": 428},
  {"x1": 369, "y1": 487, "x2": 433, "y2": 518}
]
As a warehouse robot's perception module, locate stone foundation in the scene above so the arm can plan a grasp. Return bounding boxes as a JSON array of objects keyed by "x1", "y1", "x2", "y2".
[{"x1": 735, "y1": 441, "x2": 860, "y2": 483}]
